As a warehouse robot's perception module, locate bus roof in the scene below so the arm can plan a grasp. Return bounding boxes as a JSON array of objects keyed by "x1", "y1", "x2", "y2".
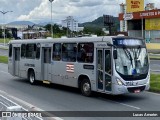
[{"x1": 9, "y1": 36, "x2": 143, "y2": 44}]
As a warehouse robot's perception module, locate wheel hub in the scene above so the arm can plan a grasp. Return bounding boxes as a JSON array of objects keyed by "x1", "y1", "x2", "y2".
[{"x1": 83, "y1": 83, "x2": 90, "y2": 92}]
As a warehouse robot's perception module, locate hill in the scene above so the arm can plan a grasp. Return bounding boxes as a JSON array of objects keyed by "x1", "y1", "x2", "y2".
[
  {"x1": 7, "y1": 21, "x2": 35, "y2": 26},
  {"x1": 79, "y1": 16, "x2": 120, "y2": 30}
]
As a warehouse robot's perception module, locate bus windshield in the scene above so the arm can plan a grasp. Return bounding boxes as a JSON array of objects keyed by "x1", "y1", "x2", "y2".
[
  {"x1": 115, "y1": 47, "x2": 149, "y2": 80},
  {"x1": 113, "y1": 38, "x2": 149, "y2": 80}
]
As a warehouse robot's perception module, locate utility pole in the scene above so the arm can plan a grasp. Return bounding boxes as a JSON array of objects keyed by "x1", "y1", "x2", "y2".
[{"x1": 49, "y1": 0, "x2": 54, "y2": 38}]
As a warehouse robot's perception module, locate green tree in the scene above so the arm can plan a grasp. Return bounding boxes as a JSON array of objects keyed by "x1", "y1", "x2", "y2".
[
  {"x1": 44, "y1": 24, "x2": 51, "y2": 32},
  {"x1": 83, "y1": 26, "x2": 105, "y2": 36}
]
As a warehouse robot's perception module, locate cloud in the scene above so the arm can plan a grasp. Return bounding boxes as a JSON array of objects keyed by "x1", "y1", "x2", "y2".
[
  {"x1": 69, "y1": 0, "x2": 103, "y2": 7},
  {"x1": 17, "y1": 0, "x2": 50, "y2": 22},
  {"x1": 17, "y1": 0, "x2": 122, "y2": 23},
  {"x1": 0, "y1": 0, "x2": 160, "y2": 24},
  {"x1": 0, "y1": 0, "x2": 42, "y2": 23}
]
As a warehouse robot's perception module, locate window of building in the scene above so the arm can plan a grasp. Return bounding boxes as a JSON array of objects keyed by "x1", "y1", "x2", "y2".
[
  {"x1": 9, "y1": 44, "x2": 12, "y2": 57},
  {"x1": 26, "y1": 44, "x2": 36, "y2": 59},
  {"x1": 62, "y1": 43, "x2": 77, "y2": 62},
  {"x1": 21, "y1": 44, "x2": 26, "y2": 58},
  {"x1": 77, "y1": 43, "x2": 94, "y2": 63},
  {"x1": 52, "y1": 43, "x2": 61, "y2": 61}
]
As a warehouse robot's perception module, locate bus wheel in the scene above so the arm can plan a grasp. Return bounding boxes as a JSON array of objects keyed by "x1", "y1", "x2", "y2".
[
  {"x1": 29, "y1": 71, "x2": 36, "y2": 85},
  {"x1": 81, "y1": 79, "x2": 92, "y2": 97}
]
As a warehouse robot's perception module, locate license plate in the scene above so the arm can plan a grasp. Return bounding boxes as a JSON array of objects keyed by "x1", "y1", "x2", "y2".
[{"x1": 134, "y1": 89, "x2": 140, "y2": 93}]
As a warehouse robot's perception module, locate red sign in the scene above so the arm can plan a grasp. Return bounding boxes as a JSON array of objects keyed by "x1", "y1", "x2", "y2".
[{"x1": 119, "y1": 9, "x2": 160, "y2": 20}]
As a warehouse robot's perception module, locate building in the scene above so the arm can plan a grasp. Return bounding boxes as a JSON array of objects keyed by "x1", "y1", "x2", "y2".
[
  {"x1": 62, "y1": 16, "x2": 83, "y2": 32},
  {"x1": 17, "y1": 30, "x2": 48, "y2": 39},
  {"x1": 119, "y1": 0, "x2": 160, "y2": 43},
  {"x1": 0, "y1": 21, "x2": 48, "y2": 39},
  {"x1": 120, "y1": 3, "x2": 127, "y2": 32}
]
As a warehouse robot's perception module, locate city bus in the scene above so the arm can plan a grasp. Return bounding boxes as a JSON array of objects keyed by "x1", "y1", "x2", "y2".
[{"x1": 8, "y1": 36, "x2": 150, "y2": 96}]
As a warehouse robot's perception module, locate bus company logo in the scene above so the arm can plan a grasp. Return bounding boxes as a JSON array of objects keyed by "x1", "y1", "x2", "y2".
[{"x1": 66, "y1": 64, "x2": 74, "y2": 73}]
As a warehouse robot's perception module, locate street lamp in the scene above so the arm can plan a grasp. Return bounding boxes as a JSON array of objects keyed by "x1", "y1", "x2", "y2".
[
  {"x1": 49, "y1": 0, "x2": 54, "y2": 38},
  {"x1": 0, "y1": 10, "x2": 13, "y2": 45}
]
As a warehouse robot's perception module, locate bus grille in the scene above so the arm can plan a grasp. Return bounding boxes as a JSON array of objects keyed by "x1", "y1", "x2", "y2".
[{"x1": 127, "y1": 86, "x2": 146, "y2": 93}]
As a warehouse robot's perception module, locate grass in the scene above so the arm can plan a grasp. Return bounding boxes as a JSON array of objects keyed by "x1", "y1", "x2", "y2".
[
  {"x1": 149, "y1": 56, "x2": 160, "y2": 60},
  {"x1": 150, "y1": 74, "x2": 160, "y2": 93},
  {"x1": 149, "y1": 55, "x2": 160, "y2": 60},
  {"x1": 149, "y1": 53, "x2": 160, "y2": 60},
  {"x1": 0, "y1": 38, "x2": 11, "y2": 43},
  {"x1": 0, "y1": 56, "x2": 8, "y2": 64}
]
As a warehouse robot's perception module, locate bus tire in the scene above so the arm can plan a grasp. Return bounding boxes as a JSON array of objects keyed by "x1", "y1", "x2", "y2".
[
  {"x1": 81, "y1": 79, "x2": 92, "y2": 97},
  {"x1": 28, "y1": 70, "x2": 36, "y2": 85}
]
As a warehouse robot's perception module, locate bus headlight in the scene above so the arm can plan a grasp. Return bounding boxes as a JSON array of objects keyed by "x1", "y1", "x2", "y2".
[{"x1": 116, "y1": 78, "x2": 124, "y2": 85}]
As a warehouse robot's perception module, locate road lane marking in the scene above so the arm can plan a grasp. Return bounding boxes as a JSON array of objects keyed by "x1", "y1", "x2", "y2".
[
  {"x1": 99, "y1": 97, "x2": 140, "y2": 110},
  {"x1": 114, "y1": 101, "x2": 140, "y2": 110},
  {"x1": 0, "y1": 90, "x2": 63, "y2": 120},
  {"x1": 0, "y1": 71, "x2": 9, "y2": 74}
]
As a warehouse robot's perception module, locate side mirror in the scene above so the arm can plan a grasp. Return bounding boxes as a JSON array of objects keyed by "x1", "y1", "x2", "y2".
[{"x1": 113, "y1": 50, "x2": 117, "y2": 59}]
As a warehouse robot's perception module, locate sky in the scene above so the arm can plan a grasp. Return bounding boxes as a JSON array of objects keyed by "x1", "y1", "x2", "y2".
[{"x1": 0, "y1": 0, "x2": 160, "y2": 24}]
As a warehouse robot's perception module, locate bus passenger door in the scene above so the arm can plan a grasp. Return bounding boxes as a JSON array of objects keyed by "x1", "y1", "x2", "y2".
[
  {"x1": 104, "y1": 50, "x2": 112, "y2": 91},
  {"x1": 97, "y1": 49, "x2": 104, "y2": 91},
  {"x1": 43, "y1": 47, "x2": 51, "y2": 81},
  {"x1": 14, "y1": 47, "x2": 20, "y2": 76},
  {"x1": 97, "y1": 49, "x2": 112, "y2": 92}
]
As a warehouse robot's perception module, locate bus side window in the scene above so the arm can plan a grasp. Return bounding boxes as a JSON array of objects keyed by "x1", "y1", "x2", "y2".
[
  {"x1": 36, "y1": 43, "x2": 40, "y2": 59},
  {"x1": 52, "y1": 43, "x2": 61, "y2": 61},
  {"x1": 21, "y1": 44, "x2": 26, "y2": 58},
  {"x1": 26, "y1": 44, "x2": 36, "y2": 59},
  {"x1": 62, "y1": 43, "x2": 76, "y2": 62},
  {"x1": 9, "y1": 44, "x2": 12, "y2": 57},
  {"x1": 77, "y1": 43, "x2": 94, "y2": 63}
]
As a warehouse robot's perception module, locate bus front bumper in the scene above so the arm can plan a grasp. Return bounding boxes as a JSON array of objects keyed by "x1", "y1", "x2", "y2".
[{"x1": 112, "y1": 83, "x2": 150, "y2": 95}]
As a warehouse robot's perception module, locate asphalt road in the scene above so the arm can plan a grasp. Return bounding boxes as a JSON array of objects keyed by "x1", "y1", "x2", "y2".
[{"x1": 0, "y1": 63, "x2": 160, "y2": 120}]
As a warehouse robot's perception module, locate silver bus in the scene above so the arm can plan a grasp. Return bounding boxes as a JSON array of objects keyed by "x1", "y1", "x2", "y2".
[{"x1": 8, "y1": 36, "x2": 150, "y2": 96}]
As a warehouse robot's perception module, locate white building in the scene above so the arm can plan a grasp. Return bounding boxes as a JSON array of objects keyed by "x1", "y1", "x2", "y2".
[
  {"x1": 77, "y1": 27, "x2": 84, "y2": 32},
  {"x1": 62, "y1": 16, "x2": 83, "y2": 32}
]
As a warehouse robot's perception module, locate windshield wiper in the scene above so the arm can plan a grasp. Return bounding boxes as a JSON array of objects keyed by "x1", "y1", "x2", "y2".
[
  {"x1": 134, "y1": 46, "x2": 141, "y2": 60},
  {"x1": 123, "y1": 47, "x2": 133, "y2": 67}
]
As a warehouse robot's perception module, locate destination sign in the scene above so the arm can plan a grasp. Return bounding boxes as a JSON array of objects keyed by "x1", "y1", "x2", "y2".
[{"x1": 113, "y1": 39, "x2": 144, "y2": 46}]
